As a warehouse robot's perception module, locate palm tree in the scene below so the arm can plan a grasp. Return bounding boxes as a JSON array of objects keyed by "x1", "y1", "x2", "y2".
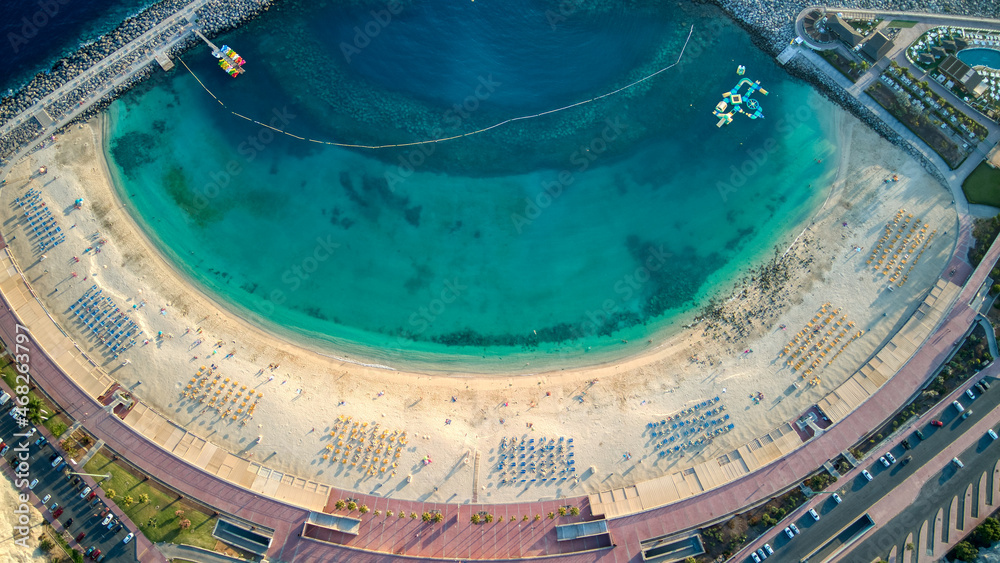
[
  {"x1": 335, "y1": 499, "x2": 346, "y2": 510},
  {"x1": 432, "y1": 513, "x2": 444, "y2": 524},
  {"x1": 471, "y1": 514, "x2": 481, "y2": 525},
  {"x1": 347, "y1": 501, "x2": 358, "y2": 512},
  {"x1": 558, "y1": 507, "x2": 567, "y2": 517},
  {"x1": 26, "y1": 397, "x2": 45, "y2": 425},
  {"x1": 485, "y1": 514, "x2": 494, "y2": 523},
  {"x1": 359, "y1": 505, "x2": 370, "y2": 515},
  {"x1": 569, "y1": 507, "x2": 580, "y2": 517},
  {"x1": 422, "y1": 512, "x2": 432, "y2": 522}
]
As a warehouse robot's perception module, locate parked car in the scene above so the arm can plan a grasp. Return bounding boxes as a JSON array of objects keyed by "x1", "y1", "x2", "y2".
[
  {"x1": 106, "y1": 518, "x2": 116, "y2": 530},
  {"x1": 75, "y1": 532, "x2": 86, "y2": 543},
  {"x1": 0, "y1": 442, "x2": 8, "y2": 455},
  {"x1": 751, "y1": 553, "x2": 761, "y2": 563},
  {"x1": 41, "y1": 494, "x2": 50, "y2": 504},
  {"x1": 808, "y1": 508, "x2": 820, "y2": 521},
  {"x1": 862, "y1": 470, "x2": 873, "y2": 481},
  {"x1": 790, "y1": 524, "x2": 800, "y2": 535},
  {"x1": 101, "y1": 514, "x2": 113, "y2": 526},
  {"x1": 931, "y1": 420, "x2": 944, "y2": 427},
  {"x1": 886, "y1": 452, "x2": 896, "y2": 464},
  {"x1": 49, "y1": 502, "x2": 58, "y2": 511},
  {"x1": 757, "y1": 547, "x2": 768, "y2": 559},
  {"x1": 966, "y1": 389, "x2": 977, "y2": 401},
  {"x1": 33, "y1": 435, "x2": 46, "y2": 447},
  {"x1": 89, "y1": 549, "x2": 101, "y2": 560},
  {"x1": 975, "y1": 382, "x2": 987, "y2": 394},
  {"x1": 901, "y1": 439, "x2": 911, "y2": 450},
  {"x1": 763, "y1": 544, "x2": 774, "y2": 556},
  {"x1": 122, "y1": 532, "x2": 134, "y2": 544},
  {"x1": 989, "y1": 429, "x2": 998, "y2": 440},
  {"x1": 64, "y1": 517, "x2": 73, "y2": 527},
  {"x1": 953, "y1": 457, "x2": 964, "y2": 468},
  {"x1": 979, "y1": 378, "x2": 990, "y2": 389},
  {"x1": 53, "y1": 507, "x2": 63, "y2": 518},
  {"x1": 79, "y1": 487, "x2": 91, "y2": 499},
  {"x1": 879, "y1": 456, "x2": 890, "y2": 468},
  {"x1": 953, "y1": 400, "x2": 966, "y2": 414},
  {"x1": 832, "y1": 493, "x2": 842, "y2": 504},
  {"x1": 28, "y1": 479, "x2": 38, "y2": 490},
  {"x1": 86, "y1": 491, "x2": 97, "y2": 501},
  {"x1": 784, "y1": 527, "x2": 795, "y2": 539},
  {"x1": 84, "y1": 547, "x2": 94, "y2": 557},
  {"x1": 50, "y1": 455, "x2": 62, "y2": 468},
  {"x1": 914, "y1": 429, "x2": 926, "y2": 440}
]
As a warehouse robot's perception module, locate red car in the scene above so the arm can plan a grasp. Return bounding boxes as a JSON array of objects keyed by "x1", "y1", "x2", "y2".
[
  {"x1": 86, "y1": 491, "x2": 97, "y2": 501},
  {"x1": 89, "y1": 549, "x2": 101, "y2": 560},
  {"x1": 75, "y1": 532, "x2": 86, "y2": 542},
  {"x1": 931, "y1": 420, "x2": 944, "y2": 427},
  {"x1": 52, "y1": 508, "x2": 63, "y2": 518}
]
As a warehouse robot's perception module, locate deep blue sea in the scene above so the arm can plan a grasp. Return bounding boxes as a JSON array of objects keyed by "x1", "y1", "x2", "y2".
[
  {"x1": 103, "y1": 0, "x2": 841, "y2": 372},
  {"x1": 0, "y1": 0, "x2": 151, "y2": 94}
]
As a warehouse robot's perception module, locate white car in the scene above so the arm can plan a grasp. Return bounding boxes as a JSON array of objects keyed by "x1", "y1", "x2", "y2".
[
  {"x1": 751, "y1": 553, "x2": 761, "y2": 563},
  {"x1": 79, "y1": 486, "x2": 91, "y2": 499},
  {"x1": 885, "y1": 452, "x2": 896, "y2": 464},
  {"x1": 832, "y1": 493, "x2": 842, "y2": 504},
  {"x1": 966, "y1": 389, "x2": 976, "y2": 400},
  {"x1": 41, "y1": 494, "x2": 50, "y2": 504},
  {"x1": 989, "y1": 429, "x2": 998, "y2": 441},
  {"x1": 790, "y1": 523, "x2": 800, "y2": 535},
  {"x1": 122, "y1": 532, "x2": 134, "y2": 544},
  {"x1": 50, "y1": 456, "x2": 62, "y2": 468},
  {"x1": 763, "y1": 544, "x2": 774, "y2": 556},
  {"x1": 28, "y1": 479, "x2": 38, "y2": 490},
  {"x1": 879, "y1": 456, "x2": 890, "y2": 467},
  {"x1": 808, "y1": 508, "x2": 820, "y2": 521},
  {"x1": 757, "y1": 547, "x2": 768, "y2": 559},
  {"x1": 784, "y1": 526, "x2": 795, "y2": 539},
  {"x1": 862, "y1": 470, "x2": 873, "y2": 481},
  {"x1": 101, "y1": 514, "x2": 114, "y2": 526}
]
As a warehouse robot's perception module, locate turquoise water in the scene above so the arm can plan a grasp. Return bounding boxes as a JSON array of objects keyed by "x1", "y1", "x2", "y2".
[
  {"x1": 959, "y1": 48, "x2": 1000, "y2": 70},
  {"x1": 104, "y1": 0, "x2": 839, "y2": 372}
]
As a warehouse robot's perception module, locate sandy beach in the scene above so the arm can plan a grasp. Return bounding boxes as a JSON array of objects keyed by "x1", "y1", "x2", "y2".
[
  {"x1": 0, "y1": 474, "x2": 49, "y2": 563},
  {"x1": 0, "y1": 103, "x2": 958, "y2": 505}
]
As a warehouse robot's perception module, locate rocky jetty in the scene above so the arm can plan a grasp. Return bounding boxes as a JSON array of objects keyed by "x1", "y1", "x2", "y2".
[{"x1": 0, "y1": 0, "x2": 272, "y2": 162}]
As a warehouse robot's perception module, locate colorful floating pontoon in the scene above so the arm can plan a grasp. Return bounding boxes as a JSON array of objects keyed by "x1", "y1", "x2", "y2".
[
  {"x1": 712, "y1": 66, "x2": 768, "y2": 127},
  {"x1": 212, "y1": 44, "x2": 246, "y2": 78}
]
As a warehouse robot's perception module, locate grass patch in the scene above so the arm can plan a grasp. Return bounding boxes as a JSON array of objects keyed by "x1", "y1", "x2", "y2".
[
  {"x1": 0, "y1": 356, "x2": 70, "y2": 437},
  {"x1": 84, "y1": 452, "x2": 217, "y2": 549},
  {"x1": 963, "y1": 161, "x2": 1000, "y2": 208},
  {"x1": 819, "y1": 50, "x2": 865, "y2": 83},
  {"x1": 887, "y1": 20, "x2": 918, "y2": 28}
]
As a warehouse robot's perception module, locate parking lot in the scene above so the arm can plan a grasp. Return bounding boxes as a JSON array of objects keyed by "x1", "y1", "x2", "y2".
[{"x1": 1, "y1": 403, "x2": 136, "y2": 562}]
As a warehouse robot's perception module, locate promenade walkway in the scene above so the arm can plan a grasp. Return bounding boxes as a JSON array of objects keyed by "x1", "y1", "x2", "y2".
[{"x1": 1, "y1": 5, "x2": 999, "y2": 561}]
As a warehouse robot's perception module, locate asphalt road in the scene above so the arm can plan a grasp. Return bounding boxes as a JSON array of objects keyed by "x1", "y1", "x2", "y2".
[
  {"x1": 747, "y1": 376, "x2": 1000, "y2": 563},
  {"x1": 0, "y1": 405, "x2": 135, "y2": 562}
]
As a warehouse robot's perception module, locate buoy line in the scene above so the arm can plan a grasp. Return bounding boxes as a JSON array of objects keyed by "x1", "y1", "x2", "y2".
[{"x1": 178, "y1": 24, "x2": 695, "y2": 150}]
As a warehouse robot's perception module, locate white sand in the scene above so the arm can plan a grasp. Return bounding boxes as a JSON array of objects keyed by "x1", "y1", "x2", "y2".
[
  {"x1": 0, "y1": 106, "x2": 958, "y2": 504},
  {"x1": 0, "y1": 473, "x2": 50, "y2": 563}
]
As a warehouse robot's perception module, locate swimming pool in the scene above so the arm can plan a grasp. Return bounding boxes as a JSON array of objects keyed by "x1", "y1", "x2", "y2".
[{"x1": 958, "y1": 48, "x2": 1000, "y2": 70}]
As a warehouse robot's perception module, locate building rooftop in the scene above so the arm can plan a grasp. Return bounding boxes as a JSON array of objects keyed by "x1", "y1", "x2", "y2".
[
  {"x1": 939, "y1": 54, "x2": 987, "y2": 96},
  {"x1": 862, "y1": 32, "x2": 894, "y2": 61},
  {"x1": 827, "y1": 14, "x2": 864, "y2": 47}
]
